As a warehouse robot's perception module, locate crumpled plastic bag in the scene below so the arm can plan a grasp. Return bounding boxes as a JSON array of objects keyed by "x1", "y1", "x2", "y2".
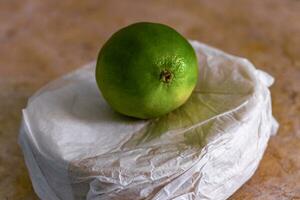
[{"x1": 19, "y1": 40, "x2": 278, "y2": 200}]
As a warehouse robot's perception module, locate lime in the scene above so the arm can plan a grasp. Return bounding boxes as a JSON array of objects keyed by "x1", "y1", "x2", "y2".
[{"x1": 96, "y1": 22, "x2": 198, "y2": 119}]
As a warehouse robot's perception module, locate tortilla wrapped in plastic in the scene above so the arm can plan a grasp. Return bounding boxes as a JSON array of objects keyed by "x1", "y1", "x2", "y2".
[{"x1": 19, "y1": 41, "x2": 278, "y2": 200}]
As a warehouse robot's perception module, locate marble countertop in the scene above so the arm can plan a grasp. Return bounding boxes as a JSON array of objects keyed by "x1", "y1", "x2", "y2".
[{"x1": 0, "y1": 0, "x2": 299, "y2": 199}]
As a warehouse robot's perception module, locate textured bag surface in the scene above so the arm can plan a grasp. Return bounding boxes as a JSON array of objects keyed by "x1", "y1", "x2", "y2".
[{"x1": 19, "y1": 41, "x2": 278, "y2": 200}]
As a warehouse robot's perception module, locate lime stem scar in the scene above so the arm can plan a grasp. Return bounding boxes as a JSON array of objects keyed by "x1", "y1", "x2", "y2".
[{"x1": 160, "y1": 69, "x2": 173, "y2": 83}]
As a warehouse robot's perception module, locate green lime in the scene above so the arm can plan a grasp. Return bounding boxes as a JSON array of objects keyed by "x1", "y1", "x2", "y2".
[{"x1": 96, "y1": 22, "x2": 198, "y2": 119}]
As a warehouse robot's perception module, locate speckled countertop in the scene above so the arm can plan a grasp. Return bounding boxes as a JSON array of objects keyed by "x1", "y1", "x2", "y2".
[{"x1": 0, "y1": 0, "x2": 300, "y2": 199}]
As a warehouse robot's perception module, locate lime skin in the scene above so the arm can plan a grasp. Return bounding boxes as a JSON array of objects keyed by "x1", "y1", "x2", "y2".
[{"x1": 96, "y1": 22, "x2": 198, "y2": 119}]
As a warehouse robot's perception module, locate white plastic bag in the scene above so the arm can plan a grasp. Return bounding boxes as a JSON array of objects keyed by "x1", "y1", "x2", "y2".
[{"x1": 19, "y1": 41, "x2": 278, "y2": 200}]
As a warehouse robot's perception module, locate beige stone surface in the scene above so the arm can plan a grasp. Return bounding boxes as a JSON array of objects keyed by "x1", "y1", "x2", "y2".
[{"x1": 0, "y1": 0, "x2": 299, "y2": 199}]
